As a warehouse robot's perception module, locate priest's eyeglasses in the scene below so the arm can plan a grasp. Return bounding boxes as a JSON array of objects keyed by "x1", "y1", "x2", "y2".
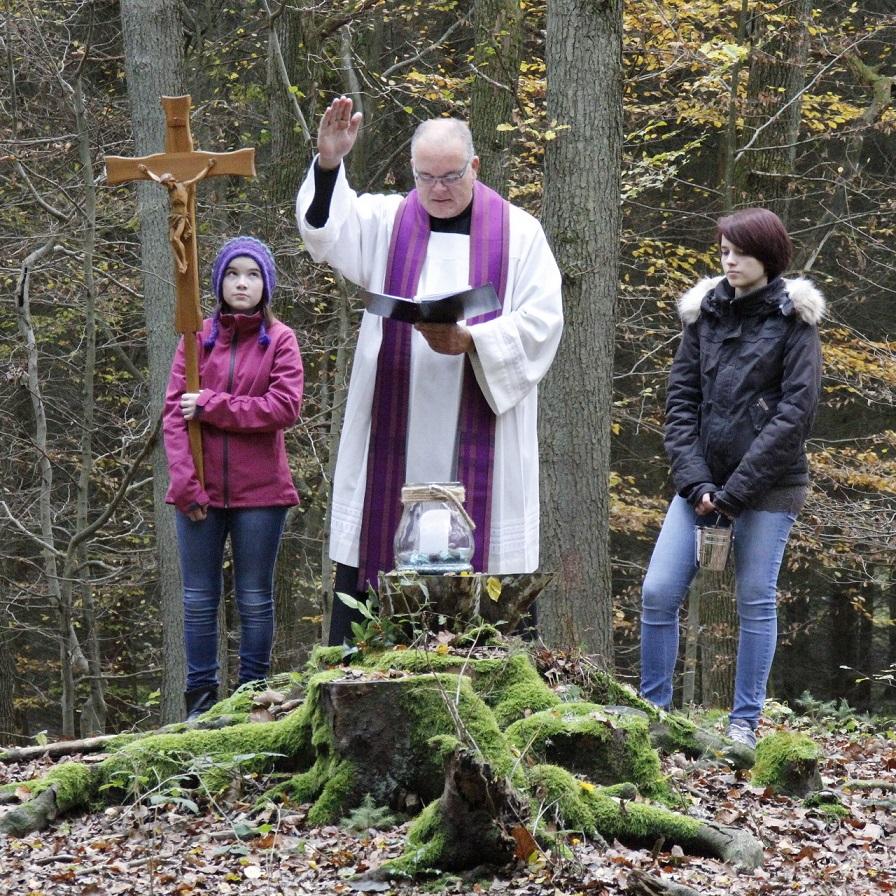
[{"x1": 413, "y1": 160, "x2": 471, "y2": 186}]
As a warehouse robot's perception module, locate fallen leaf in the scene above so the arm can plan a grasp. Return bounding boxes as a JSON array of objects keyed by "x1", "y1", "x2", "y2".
[{"x1": 510, "y1": 824, "x2": 539, "y2": 860}]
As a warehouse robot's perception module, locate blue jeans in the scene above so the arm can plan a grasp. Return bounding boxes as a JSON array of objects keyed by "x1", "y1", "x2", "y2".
[
  {"x1": 640, "y1": 496, "x2": 796, "y2": 727},
  {"x1": 176, "y1": 506, "x2": 287, "y2": 690}
]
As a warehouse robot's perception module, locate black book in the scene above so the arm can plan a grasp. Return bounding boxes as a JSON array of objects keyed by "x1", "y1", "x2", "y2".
[{"x1": 361, "y1": 284, "x2": 499, "y2": 324}]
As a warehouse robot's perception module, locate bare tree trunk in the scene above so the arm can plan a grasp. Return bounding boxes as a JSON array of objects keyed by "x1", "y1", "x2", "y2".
[
  {"x1": 0, "y1": 606, "x2": 19, "y2": 744},
  {"x1": 73, "y1": 73, "x2": 107, "y2": 737},
  {"x1": 540, "y1": 0, "x2": 623, "y2": 660},
  {"x1": 886, "y1": 567, "x2": 896, "y2": 691},
  {"x1": 470, "y1": 0, "x2": 522, "y2": 192},
  {"x1": 272, "y1": 514, "x2": 304, "y2": 671},
  {"x1": 856, "y1": 589, "x2": 874, "y2": 710},
  {"x1": 265, "y1": 1, "x2": 314, "y2": 211},
  {"x1": 119, "y1": 0, "x2": 188, "y2": 723},
  {"x1": 681, "y1": 582, "x2": 701, "y2": 706},
  {"x1": 734, "y1": 0, "x2": 813, "y2": 221},
  {"x1": 14, "y1": 239, "x2": 78, "y2": 737},
  {"x1": 795, "y1": 50, "x2": 894, "y2": 272},
  {"x1": 320, "y1": 277, "x2": 352, "y2": 645},
  {"x1": 699, "y1": 567, "x2": 737, "y2": 708},
  {"x1": 720, "y1": 0, "x2": 749, "y2": 210}
]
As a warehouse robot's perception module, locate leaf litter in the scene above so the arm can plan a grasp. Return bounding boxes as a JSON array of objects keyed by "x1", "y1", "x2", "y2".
[{"x1": 0, "y1": 721, "x2": 894, "y2": 896}]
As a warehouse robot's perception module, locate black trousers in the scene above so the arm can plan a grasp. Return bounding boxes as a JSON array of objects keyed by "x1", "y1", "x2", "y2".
[
  {"x1": 327, "y1": 563, "x2": 369, "y2": 647},
  {"x1": 327, "y1": 563, "x2": 539, "y2": 646}
]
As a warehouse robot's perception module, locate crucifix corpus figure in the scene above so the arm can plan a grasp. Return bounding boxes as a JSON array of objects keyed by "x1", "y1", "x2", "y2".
[
  {"x1": 139, "y1": 160, "x2": 215, "y2": 274},
  {"x1": 105, "y1": 95, "x2": 256, "y2": 485}
]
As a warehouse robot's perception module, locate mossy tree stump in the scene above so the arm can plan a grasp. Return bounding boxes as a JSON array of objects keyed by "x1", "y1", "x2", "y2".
[
  {"x1": 753, "y1": 732, "x2": 823, "y2": 797},
  {"x1": 1, "y1": 646, "x2": 765, "y2": 875}
]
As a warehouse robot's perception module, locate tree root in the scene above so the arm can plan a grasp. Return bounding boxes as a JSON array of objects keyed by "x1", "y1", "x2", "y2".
[
  {"x1": 0, "y1": 786, "x2": 59, "y2": 836},
  {"x1": 0, "y1": 734, "x2": 124, "y2": 764},
  {"x1": 626, "y1": 869, "x2": 701, "y2": 896}
]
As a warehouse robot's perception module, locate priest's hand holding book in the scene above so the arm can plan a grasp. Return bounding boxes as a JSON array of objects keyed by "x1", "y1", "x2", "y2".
[
  {"x1": 415, "y1": 322, "x2": 473, "y2": 355},
  {"x1": 360, "y1": 284, "x2": 496, "y2": 355}
]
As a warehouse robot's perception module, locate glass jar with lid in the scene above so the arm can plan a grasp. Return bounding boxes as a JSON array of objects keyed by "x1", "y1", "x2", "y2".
[{"x1": 393, "y1": 482, "x2": 475, "y2": 574}]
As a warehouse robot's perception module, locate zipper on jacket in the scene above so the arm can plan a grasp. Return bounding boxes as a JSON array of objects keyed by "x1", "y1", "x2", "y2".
[{"x1": 222, "y1": 331, "x2": 239, "y2": 508}]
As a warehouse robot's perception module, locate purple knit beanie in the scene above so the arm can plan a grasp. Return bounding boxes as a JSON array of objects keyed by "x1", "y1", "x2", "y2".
[{"x1": 206, "y1": 237, "x2": 277, "y2": 349}]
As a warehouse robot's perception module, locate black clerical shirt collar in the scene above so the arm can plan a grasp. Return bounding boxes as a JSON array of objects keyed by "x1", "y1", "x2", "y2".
[{"x1": 429, "y1": 199, "x2": 473, "y2": 235}]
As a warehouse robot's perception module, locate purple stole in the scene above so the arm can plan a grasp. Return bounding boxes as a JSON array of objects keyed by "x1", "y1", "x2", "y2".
[{"x1": 356, "y1": 180, "x2": 510, "y2": 591}]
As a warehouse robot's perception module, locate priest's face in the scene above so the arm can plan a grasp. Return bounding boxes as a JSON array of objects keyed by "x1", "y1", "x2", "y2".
[{"x1": 412, "y1": 136, "x2": 479, "y2": 219}]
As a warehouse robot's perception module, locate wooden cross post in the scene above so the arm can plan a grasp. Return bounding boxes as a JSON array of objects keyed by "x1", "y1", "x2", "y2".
[{"x1": 105, "y1": 95, "x2": 256, "y2": 487}]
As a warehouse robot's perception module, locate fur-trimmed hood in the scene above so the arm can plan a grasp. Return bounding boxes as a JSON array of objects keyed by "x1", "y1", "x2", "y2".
[{"x1": 677, "y1": 275, "x2": 826, "y2": 327}]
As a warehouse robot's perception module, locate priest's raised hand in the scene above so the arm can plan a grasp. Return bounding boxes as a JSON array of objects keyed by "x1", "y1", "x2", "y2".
[{"x1": 317, "y1": 95, "x2": 363, "y2": 171}]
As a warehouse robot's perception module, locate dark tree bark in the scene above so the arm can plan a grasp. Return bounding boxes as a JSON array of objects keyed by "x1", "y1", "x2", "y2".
[
  {"x1": 469, "y1": 0, "x2": 522, "y2": 193},
  {"x1": 411, "y1": 747, "x2": 525, "y2": 870},
  {"x1": 540, "y1": 0, "x2": 623, "y2": 659},
  {"x1": 266, "y1": 3, "x2": 316, "y2": 211},
  {"x1": 830, "y1": 586, "x2": 859, "y2": 697},
  {"x1": 119, "y1": 0, "x2": 188, "y2": 723},
  {"x1": 73, "y1": 73, "x2": 108, "y2": 738},
  {"x1": 699, "y1": 566, "x2": 737, "y2": 709},
  {"x1": 0, "y1": 614, "x2": 18, "y2": 743},
  {"x1": 734, "y1": 0, "x2": 813, "y2": 221},
  {"x1": 794, "y1": 49, "x2": 894, "y2": 271}
]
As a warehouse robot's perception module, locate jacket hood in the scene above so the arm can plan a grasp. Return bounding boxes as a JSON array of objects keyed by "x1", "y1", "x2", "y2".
[{"x1": 677, "y1": 275, "x2": 826, "y2": 326}]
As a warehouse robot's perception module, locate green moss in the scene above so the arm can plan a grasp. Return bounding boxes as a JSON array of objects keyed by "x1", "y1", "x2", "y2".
[
  {"x1": 427, "y1": 734, "x2": 463, "y2": 766},
  {"x1": 455, "y1": 623, "x2": 502, "y2": 646},
  {"x1": 195, "y1": 690, "x2": 254, "y2": 722},
  {"x1": 526, "y1": 763, "x2": 700, "y2": 848},
  {"x1": 256, "y1": 670, "x2": 371, "y2": 824},
  {"x1": 598, "y1": 782, "x2": 639, "y2": 800},
  {"x1": 99, "y1": 721, "x2": 280, "y2": 795},
  {"x1": 657, "y1": 714, "x2": 701, "y2": 749},
  {"x1": 803, "y1": 792, "x2": 850, "y2": 819},
  {"x1": 305, "y1": 758, "x2": 359, "y2": 826},
  {"x1": 753, "y1": 731, "x2": 822, "y2": 794},
  {"x1": 96, "y1": 677, "x2": 330, "y2": 800},
  {"x1": 308, "y1": 645, "x2": 350, "y2": 669},
  {"x1": 388, "y1": 799, "x2": 446, "y2": 875},
  {"x1": 322, "y1": 648, "x2": 559, "y2": 731},
  {"x1": 401, "y1": 674, "x2": 516, "y2": 782},
  {"x1": 506, "y1": 703, "x2": 672, "y2": 803},
  {"x1": 368, "y1": 650, "x2": 473, "y2": 675},
  {"x1": 468, "y1": 652, "x2": 560, "y2": 728},
  {"x1": 584, "y1": 671, "x2": 655, "y2": 714},
  {"x1": 274, "y1": 667, "x2": 526, "y2": 824},
  {"x1": 31, "y1": 762, "x2": 95, "y2": 812}
]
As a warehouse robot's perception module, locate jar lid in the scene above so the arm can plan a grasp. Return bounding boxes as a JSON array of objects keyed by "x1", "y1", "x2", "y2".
[
  {"x1": 399, "y1": 482, "x2": 475, "y2": 529},
  {"x1": 400, "y1": 482, "x2": 464, "y2": 502}
]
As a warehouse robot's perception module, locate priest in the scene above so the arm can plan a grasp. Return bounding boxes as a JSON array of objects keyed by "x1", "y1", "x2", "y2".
[{"x1": 297, "y1": 96, "x2": 564, "y2": 646}]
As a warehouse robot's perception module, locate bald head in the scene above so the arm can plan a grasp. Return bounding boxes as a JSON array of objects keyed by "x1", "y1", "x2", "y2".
[{"x1": 411, "y1": 118, "x2": 475, "y2": 163}]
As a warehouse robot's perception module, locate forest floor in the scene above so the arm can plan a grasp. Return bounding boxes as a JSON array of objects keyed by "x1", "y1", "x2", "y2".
[{"x1": 1, "y1": 711, "x2": 894, "y2": 896}]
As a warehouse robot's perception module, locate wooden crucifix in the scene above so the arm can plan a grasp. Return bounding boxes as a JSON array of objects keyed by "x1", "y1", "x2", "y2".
[{"x1": 105, "y1": 95, "x2": 256, "y2": 487}]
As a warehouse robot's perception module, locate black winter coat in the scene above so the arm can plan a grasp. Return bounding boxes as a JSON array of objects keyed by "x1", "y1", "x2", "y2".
[{"x1": 664, "y1": 275, "x2": 824, "y2": 517}]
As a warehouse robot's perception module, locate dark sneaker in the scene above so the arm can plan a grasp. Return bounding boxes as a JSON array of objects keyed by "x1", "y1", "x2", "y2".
[{"x1": 184, "y1": 685, "x2": 218, "y2": 721}]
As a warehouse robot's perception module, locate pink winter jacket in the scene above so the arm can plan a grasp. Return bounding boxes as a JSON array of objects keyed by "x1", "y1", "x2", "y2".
[{"x1": 163, "y1": 312, "x2": 303, "y2": 513}]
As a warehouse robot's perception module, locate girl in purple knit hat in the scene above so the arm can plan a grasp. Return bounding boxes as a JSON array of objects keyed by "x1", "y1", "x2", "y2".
[{"x1": 163, "y1": 237, "x2": 303, "y2": 720}]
